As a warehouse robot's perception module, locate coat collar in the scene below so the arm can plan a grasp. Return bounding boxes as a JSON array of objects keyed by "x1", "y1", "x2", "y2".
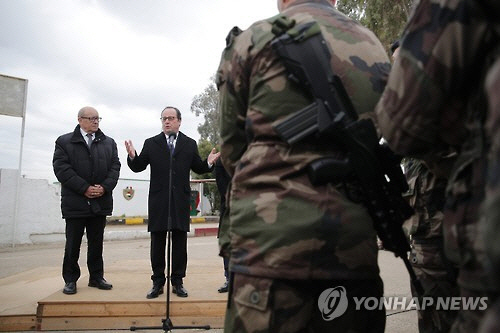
[
  {"x1": 153, "y1": 131, "x2": 186, "y2": 155},
  {"x1": 70, "y1": 125, "x2": 105, "y2": 143}
]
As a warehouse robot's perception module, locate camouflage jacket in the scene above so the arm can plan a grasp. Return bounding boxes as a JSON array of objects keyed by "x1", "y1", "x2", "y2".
[
  {"x1": 375, "y1": 0, "x2": 499, "y2": 290},
  {"x1": 216, "y1": 0, "x2": 390, "y2": 280},
  {"x1": 376, "y1": 0, "x2": 497, "y2": 159},
  {"x1": 483, "y1": 59, "x2": 500, "y2": 286},
  {"x1": 403, "y1": 159, "x2": 446, "y2": 241}
]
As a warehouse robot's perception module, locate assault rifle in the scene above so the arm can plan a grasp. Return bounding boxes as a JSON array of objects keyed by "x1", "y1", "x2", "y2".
[{"x1": 271, "y1": 17, "x2": 424, "y2": 296}]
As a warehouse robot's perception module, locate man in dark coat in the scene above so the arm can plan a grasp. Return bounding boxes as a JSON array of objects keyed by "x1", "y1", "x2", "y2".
[
  {"x1": 53, "y1": 106, "x2": 120, "y2": 295},
  {"x1": 125, "y1": 106, "x2": 219, "y2": 298}
]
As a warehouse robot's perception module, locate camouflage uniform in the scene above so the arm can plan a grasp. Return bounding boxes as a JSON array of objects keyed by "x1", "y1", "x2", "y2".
[
  {"x1": 216, "y1": 0, "x2": 390, "y2": 331},
  {"x1": 403, "y1": 158, "x2": 459, "y2": 333},
  {"x1": 375, "y1": 1, "x2": 500, "y2": 331},
  {"x1": 479, "y1": 55, "x2": 500, "y2": 333}
]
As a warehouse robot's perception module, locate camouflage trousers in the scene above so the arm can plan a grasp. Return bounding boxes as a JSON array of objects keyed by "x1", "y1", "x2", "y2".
[
  {"x1": 409, "y1": 241, "x2": 460, "y2": 333},
  {"x1": 223, "y1": 273, "x2": 385, "y2": 333},
  {"x1": 479, "y1": 296, "x2": 500, "y2": 333},
  {"x1": 449, "y1": 287, "x2": 491, "y2": 333}
]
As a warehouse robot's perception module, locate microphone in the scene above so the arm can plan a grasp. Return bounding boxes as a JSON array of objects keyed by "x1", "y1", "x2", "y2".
[
  {"x1": 167, "y1": 133, "x2": 176, "y2": 154},
  {"x1": 168, "y1": 133, "x2": 176, "y2": 146}
]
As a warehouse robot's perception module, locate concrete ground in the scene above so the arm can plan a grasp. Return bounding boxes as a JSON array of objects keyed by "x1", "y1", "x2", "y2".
[{"x1": 0, "y1": 223, "x2": 418, "y2": 332}]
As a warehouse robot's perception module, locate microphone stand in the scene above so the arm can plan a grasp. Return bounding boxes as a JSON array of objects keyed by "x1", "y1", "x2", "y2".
[{"x1": 131, "y1": 134, "x2": 210, "y2": 332}]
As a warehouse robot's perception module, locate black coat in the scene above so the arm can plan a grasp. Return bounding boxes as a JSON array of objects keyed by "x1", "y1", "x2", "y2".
[
  {"x1": 53, "y1": 125, "x2": 121, "y2": 218},
  {"x1": 127, "y1": 132, "x2": 212, "y2": 232},
  {"x1": 215, "y1": 159, "x2": 231, "y2": 223}
]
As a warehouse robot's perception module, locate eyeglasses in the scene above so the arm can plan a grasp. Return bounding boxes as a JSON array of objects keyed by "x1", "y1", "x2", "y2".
[
  {"x1": 80, "y1": 117, "x2": 102, "y2": 122},
  {"x1": 160, "y1": 116, "x2": 177, "y2": 122}
]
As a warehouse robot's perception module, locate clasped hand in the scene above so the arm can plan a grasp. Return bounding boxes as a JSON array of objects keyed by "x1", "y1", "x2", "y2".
[{"x1": 85, "y1": 184, "x2": 104, "y2": 198}]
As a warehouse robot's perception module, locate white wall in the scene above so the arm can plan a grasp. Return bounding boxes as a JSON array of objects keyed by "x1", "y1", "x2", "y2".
[
  {"x1": 113, "y1": 179, "x2": 150, "y2": 217},
  {"x1": 112, "y1": 179, "x2": 212, "y2": 217},
  {"x1": 0, "y1": 169, "x2": 213, "y2": 246},
  {"x1": 0, "y1": 169, "x2": 64, "y2": 246}
]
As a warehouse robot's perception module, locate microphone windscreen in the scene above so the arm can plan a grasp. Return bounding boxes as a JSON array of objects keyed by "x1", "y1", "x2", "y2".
[{"x1": 168, "y1": 133, "x2": 176, "y2": 144}]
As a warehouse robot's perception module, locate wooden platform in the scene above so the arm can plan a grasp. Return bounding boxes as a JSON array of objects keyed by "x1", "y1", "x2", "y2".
[
  {"x1": 36, "y1": 299, "x2": 226, "y2": 331},
  {"x1": 0, "y1": 237, "x2": 228, "y2": 331},
  {"x1": 0, "y1": 315, "x2": 37, "y2": 332},
  {"x1": 35, "y1": 259, "x2": 227, "y2": 331}
]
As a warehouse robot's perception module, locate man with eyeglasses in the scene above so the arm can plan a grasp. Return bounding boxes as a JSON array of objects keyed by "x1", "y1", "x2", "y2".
[
  {"x1": 53, "y1": 106, "x2": 120, "y2": 295},
  {"x1": 125, "y1": 106, "x2": 220, "y2": 299}
]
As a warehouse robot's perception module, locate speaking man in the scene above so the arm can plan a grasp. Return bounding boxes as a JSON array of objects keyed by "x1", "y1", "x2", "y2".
[{"x1": 125, "y1": 106, "x2": 219, "y2": 299}]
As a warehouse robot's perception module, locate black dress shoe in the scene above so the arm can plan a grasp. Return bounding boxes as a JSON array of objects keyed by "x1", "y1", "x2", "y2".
[
  {"x1": 63, "y1": 282, "x2": 77, "y2": 295},
  {"x1": 172, "y1": 284, "x2": 188, "y2": 297},
  {"x1": 218, "y1": 280, "x2": 229, "y2": 293},
  {"x1": 88, "y1": 278, "x2": 113, "y2": 290},
  {"x1": 146, "y1": 285, "x2": 164, "y2": 299}
]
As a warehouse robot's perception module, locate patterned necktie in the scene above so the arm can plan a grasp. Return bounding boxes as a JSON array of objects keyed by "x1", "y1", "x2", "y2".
[{"x1": 86, "y1": 133, "x2": 93, "y2": 148}]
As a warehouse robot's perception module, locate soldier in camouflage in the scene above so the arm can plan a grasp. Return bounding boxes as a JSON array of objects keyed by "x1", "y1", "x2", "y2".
[
  {"x1": 216, "y1": 0, "x2": 390, "y2": 332},
  {"x1": 375, "y1": 0, "x2": 500, "y2": 332},
  {"x1": 479, "y1": 55, "x2": 500, "y2": 333},
  {"x1": 392, "y1": 40, "x2": 459, "y2": 333},
  {"x1": 403, "y1": 158, "x2": 459, "y2": 333}
]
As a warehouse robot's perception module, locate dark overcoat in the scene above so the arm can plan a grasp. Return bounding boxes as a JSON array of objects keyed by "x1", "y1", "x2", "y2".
[
  {"x1": 127, "y1": 131, "x2": 211, "y2": 232},
  {"x1": 53, "y1": 125, "x2": 121, "y2": 218}
]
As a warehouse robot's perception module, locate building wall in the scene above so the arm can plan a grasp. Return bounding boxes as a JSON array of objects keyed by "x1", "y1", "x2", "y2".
[
  {"x1": 0, "y1": 169, "x2": 213, "y2": 246},
  {"x1": 111, "y1": 179, "x2": 212, "y2": 218},
  {"x1": 113, "y1": 179, "x2": 150, "y2": 217},
  {"x1": 0, "y1": 169, "x2": 64, "y2": 246}
]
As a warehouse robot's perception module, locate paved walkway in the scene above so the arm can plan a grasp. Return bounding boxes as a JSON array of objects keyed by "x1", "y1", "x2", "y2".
[{"x1": 0, "y1": 223, "x2": 418, "y2": 332}]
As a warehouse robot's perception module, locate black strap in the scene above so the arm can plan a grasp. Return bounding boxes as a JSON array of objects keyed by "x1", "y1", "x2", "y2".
[{"x1": 271, "y1": 18, "x2": 358, "y2": 130}]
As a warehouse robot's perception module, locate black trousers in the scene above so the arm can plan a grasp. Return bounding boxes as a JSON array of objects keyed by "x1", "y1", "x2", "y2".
[
  {"x1": 150, "y1": 230, "x2": 187, "y2": 287},
  {"x1": 63, "y1": 216, "x2": 106, "y2": 283},
  {"x1": 223, "y1": 256, "x2": 229, "y2": 280}
]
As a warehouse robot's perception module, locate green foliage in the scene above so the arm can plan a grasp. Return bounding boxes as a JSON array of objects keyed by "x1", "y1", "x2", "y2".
[
  {"x1": 190, "y1": 75, "x2": 220, "y2": 146},
  {"x1": 197, "y1": 139, "x2": 217, "y2": 159},
  {"x1": 190, "y1": 139, "x2": 220, "y2": 215},
  {"x1": 337, "y1": 0, "x2": 415, "y2": 52},
  {"x1": 204, "y1": 182, "x2": 220, "y2": 214},
  {"x1": 191, "y1": 76, "x2": 221, "y2": 215}
]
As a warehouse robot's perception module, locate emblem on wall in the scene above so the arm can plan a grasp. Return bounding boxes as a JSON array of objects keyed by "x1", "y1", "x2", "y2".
[{"x1": 123, "y1": 186, "x2": 135, "y2": 200}]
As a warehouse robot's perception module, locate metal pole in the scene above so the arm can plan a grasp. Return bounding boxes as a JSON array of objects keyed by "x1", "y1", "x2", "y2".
[{"x1": 11, "y1": 80, "x2": 28, "y2": 247}]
